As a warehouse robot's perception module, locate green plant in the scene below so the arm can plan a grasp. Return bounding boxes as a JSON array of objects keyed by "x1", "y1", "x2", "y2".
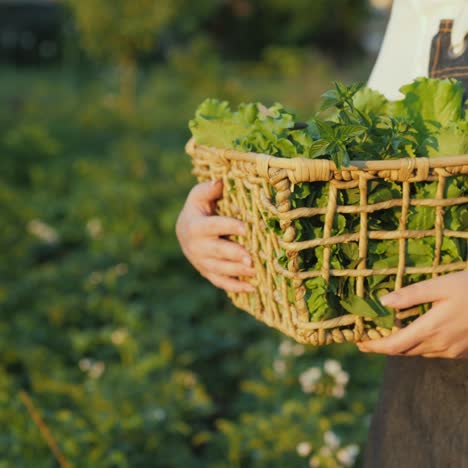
[
  {"x1": 189, "y1": 78, "x2": 468, "y2": 324},
  {"x1": 0, "y1": 57, "x2": 384, "y2": 466}
]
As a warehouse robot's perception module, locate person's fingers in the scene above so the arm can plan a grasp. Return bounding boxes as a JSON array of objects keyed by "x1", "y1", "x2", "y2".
[
  {"x1": 403, "y1": 340, "x2": 468, "y2": 359},
  {"x1": 194, "y1": 216, "x2": 247, "y2": 238},
  {"x1": 203, "y1": 258, "x2": 256, "y2": 278},
  {"x1": 358, "y1": 331, "x2": 422, "y2": 355},
  {"x1": 188, "y1": 180, "x2": 223, "y2": 206},
  {"x1": 422, "y1": 349, "x2": 468, "y2": 359},
  {"x1": 357, "y1": 309, "x2": 438, "y2": 355},
  {"x1": 398, "y1": 342, "x2": 435, "y2": 357},
  {"x1": 207, "y1": 273, "x2": 255, "y2": 293},
  {"x1": 421, "y1": 352, "x2": 446, "y2": 358},
  {"x1": 207, "y1": 238, "x2": 252, "y2": 264},
  {"x1": 378, "y1": 274, "x2": 457, "y2": 309}
]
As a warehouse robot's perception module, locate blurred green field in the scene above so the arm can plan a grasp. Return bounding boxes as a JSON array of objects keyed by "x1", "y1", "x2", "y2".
[{"x1": 0, "y1": 31, "x2": 386, "y2": 468}]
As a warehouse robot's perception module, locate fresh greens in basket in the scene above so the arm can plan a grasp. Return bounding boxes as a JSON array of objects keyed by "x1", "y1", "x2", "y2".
[
  {"x1": 189, "y1": 78, "x2": 468, "y2": 327},
  {"x1": 190, "y1": 78, "x2": 468, "y2": 166}
]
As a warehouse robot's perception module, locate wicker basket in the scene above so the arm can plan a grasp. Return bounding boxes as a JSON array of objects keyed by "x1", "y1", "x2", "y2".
[{"x1": 186, "y1": 138, "x2": 468, "y2": 345}]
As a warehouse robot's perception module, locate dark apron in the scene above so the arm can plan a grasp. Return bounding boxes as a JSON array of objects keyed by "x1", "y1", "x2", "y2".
[{"x1": 364, "y1": 20, "x2": 468, "y2": 468}]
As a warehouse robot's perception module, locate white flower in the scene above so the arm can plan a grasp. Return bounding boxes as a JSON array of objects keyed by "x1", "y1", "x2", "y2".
[
  {"x1": 292, "y1": 344, "x2": 305, "y2": 356},
  {"x1": 89, "y1": 361, "x2": 105, "y2": 379},
  {"x1": 273, "y1": 359, "x2": 287, "y2": 376},
  {"x1": 150, "y1": 408, "x2": 166, "y2": 421},
  {"x1": 299, "y1": 367, "x2": 322, "y2": 393},
  {"x1": 300, "y1": 367, "x2": 321, "y2": 383},
  {"x1": 87, "y1": 271, "x2": 103, "y2": 286},
  {"x1": 279, "y1": 340, "x2": 294, "y2": 356},
  {"x1": 111, "y1": 328, "x2": 128, "y2": 345},
  {"x1": 332, "y1": 385, "x2": 346, "y2": 399},
  {"x1": 279, "y1": 340, "x2": 305, "y2": 357},
  {"x1": 112, "y1": 263, "x2": 128, "y2": 277},
  {"x1": 324, "y1": 359, "x2": 342, "y2": 377},
  {"x1": 309, "y1": 456, "x2": 320, "y2": 467},
  {"x1": 302, "y1": 383, "x2": 316, "y2": 394},
  {"x1": 293, "y1": 344, "x2": 305, "y2": 356},
  {"x1": 296, "y1": 441, "x2": 312, "y2": 457},
  {"x1": 319, "y1": 446, "x2": 332, "y2": 457},
  {"x1": 86, "y1": 218, "x2": 103, "y2": 239},
  {"x1": 347, "y1": 445, "x2": 359, "y2": 457},
  {"x1": 334, "y1": 370, "x2": 349, "y2": 386},
  {"x1": 337, "y1": 444, "x2": 360, "y2": 466},
  {"x1": 79, "y1": 358, "x2": 92, "y2": 371},
  {"x1": 27, "y1": 219, "x2": 58, "y2": 244},
  {"x1": 79, "y1": 358, "x2": 106, "y2": 379},
  {"x1": 324, "y1": 430, "x2": 340, "y2": 449},
  {"x1": 278, "y1": 340, "x2": 301, "y2": 357}
]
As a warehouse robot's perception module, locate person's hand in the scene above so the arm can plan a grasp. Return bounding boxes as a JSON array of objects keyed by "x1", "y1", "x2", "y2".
[
  {"x1": 357, "y1": 270, "x2": 468, "y2": 359},
  {"x1": 176, "y1": 180, "x2": 256, "y2": 293}
]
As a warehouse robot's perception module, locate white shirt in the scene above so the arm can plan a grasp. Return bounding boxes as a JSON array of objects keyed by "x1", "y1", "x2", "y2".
[{"x1": 368, "y1": 0, "x2": 468, "y2": 99}]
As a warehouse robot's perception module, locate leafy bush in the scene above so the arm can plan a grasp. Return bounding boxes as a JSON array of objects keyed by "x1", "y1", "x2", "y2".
[{"x1": 0, "y1": 58, "x2": 383, "y2": 467}]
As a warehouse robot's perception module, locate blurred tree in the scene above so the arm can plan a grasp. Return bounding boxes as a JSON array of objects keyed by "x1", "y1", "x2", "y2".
[
  {"x1": 0, "y1": 49, "x2": 383, "y2": 467},
  {"x1": 65, "y1": 0, "x2": 178, "y2": 114},
  {"x1": 64, "y1": 0, "x2": 215, "y2": 115},
  {"x1": 209, "y1": 0, "x2": 368, "y2": 59}
]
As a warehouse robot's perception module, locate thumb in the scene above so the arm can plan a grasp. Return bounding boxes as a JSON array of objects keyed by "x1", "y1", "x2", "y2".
[{"x1": 188, "y1": 180, "x2": 223, "y2": 205}]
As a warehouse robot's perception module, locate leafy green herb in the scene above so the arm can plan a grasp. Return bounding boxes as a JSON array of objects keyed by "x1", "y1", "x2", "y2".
[
  {"x1": 341, "y1": 295, "x2": 395, "y2": 329},
  {"x1": 190, "y1": 78, "x2": 468, "y2": 326}
]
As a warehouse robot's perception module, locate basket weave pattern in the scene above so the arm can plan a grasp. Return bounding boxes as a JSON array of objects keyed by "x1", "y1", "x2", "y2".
[{"x1": 186, "y1": 138, "x2": 468, "y2": 345}]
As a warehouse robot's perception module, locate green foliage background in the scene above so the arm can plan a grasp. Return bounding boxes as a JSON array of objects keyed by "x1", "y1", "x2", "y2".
[{"x1": 0, "y1": 2, "x2": 387, "y2": 466}]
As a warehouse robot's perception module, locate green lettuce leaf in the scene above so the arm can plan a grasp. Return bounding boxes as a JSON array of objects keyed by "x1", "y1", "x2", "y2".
[
  {"x1": 428, "y1": 121, "x2": 468, "y2": 157},
  {"x1": 391, "y1": 77, "x2": 465, "y2": 126},
  {"x1": 353, "y1": 87, "x2": 390, "y2": 115}
]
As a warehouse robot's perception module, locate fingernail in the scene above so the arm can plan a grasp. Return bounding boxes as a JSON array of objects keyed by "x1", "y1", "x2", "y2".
[
  {"x1": 380, "y1": 293, "x2": 396, "y2": 306},
  {"x1": 211, "y1": 179, "x2": 221, "y2": 186},
  {"x1": 243, "y1": 256, "x2": 252, "y2": 267},
  {"x1": 239, "y1": 225, "x2": 247, "y2": 236}
]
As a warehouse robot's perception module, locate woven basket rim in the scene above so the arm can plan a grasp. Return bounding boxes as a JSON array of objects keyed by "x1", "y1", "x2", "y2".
[
  {"x1": 186, "y1": 137, "x2": 468, "y2": 172},
  {"x1": 186, "y1": 137, "x2": 468, "y2": 345}
]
